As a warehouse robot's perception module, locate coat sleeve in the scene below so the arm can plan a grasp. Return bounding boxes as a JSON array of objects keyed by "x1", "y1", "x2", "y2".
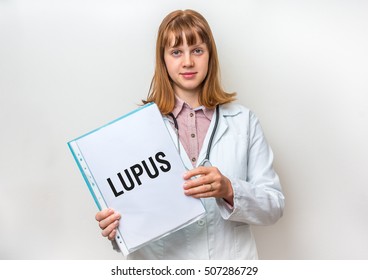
[{"x1": 216, "y1": 111, "x2": 285, "y2": 226}]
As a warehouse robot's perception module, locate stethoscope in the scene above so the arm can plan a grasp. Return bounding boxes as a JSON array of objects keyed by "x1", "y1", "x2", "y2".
[{"x1": 168, "y1": 105, "x2": 220, "y2": 167}]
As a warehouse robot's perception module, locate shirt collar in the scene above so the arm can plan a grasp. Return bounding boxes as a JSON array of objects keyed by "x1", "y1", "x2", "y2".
[{"x1": 172, "y1": 95, "x2": 214, "y2": 120}]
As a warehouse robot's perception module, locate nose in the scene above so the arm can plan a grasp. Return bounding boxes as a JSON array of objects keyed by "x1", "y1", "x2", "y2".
[{"x1": 183, "y1": 53, "x2": 194, "y2": 68}]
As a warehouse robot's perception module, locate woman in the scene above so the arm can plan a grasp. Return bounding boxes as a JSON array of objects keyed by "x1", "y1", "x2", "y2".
[{"x1": 95, "y1": 9, "x2": 284, "y2": 259}]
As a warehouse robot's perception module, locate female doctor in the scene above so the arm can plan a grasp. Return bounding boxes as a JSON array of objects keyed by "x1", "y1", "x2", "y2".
[{"x1": 95, "y1": 9, "x2": 285, "y2": 259}]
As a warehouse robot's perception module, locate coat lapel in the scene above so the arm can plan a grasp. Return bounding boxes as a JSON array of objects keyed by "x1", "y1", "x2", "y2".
[{"x1": 197, "y1": 104, "x2": 241, "y2": 166}]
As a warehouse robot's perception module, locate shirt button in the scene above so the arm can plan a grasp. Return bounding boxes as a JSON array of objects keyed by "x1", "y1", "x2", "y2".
[
  {"x1": 191, "y1": 133, "x2": 195, "y2": 138},
  {"x1": 189, "y1": 113, "x2": 194, "y2": 117},
  {"x1": 197, "y1": 220, "x2": 205, "y2": 226},
  {"x1": 191, "y1": 157, "x2": 196, "y2": 162}
]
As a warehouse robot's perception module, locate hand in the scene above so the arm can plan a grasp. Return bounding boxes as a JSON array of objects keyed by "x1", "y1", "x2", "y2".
[
  {"x1": 183, "y1": 166, "x2": 234, "y2": 206},
  {"x1": 95, "y1": 208, "x2": 121, "y2": 241}
]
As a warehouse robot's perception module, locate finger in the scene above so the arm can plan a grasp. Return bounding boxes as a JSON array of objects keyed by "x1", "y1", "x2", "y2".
[
  {"x1": 108, "y1": 229, "x2": 117, "y2": 241},
  {"x1": 184, "y1": 183, "x2": 213, "y2": 196},
  {"x1": 102, "y1": 220, "x2": 119, "y2": 239},
  {"x1": 183, "y1": 172, "x2": 213, "y2": 190},
  {"x1": 95, "y1": 208, "x2": 114, "y2": 222},
  {"x1": 191, "y1": 191, "x2": 213, "y2": 199},
  {"x1": 209, "y1": 183, "x2": 214, "y2": 192},
  {"x1": 183, "y1": 166, "x2": 210, "y2": 180},
  {"x1": 98, "y1": 211, "x2": 121, "y2": 230}
]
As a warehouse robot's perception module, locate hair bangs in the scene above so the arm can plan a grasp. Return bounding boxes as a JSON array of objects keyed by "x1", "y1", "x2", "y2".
[{"x1": 164, "y1": 18, "x2": 209, "y2": 48}]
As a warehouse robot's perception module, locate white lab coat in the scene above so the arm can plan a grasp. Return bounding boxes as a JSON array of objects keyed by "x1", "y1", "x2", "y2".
[{"x1": 126, "y1": 103, "x2": 285, "y2": 259}]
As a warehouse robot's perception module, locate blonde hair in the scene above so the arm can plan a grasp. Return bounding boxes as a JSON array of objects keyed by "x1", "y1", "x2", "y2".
[{"x1": 143, "y1": 9, "x2": 236, "y2": 114}]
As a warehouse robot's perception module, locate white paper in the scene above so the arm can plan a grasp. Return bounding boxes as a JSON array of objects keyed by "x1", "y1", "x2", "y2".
[{"x1": 68, "y1": 103, "x2": 206, "y2": 255}]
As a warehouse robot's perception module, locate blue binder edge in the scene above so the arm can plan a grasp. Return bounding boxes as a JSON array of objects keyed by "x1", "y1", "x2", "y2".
[
  {"x1": 72, "y1": 102, "x2": 154, "y2": 141},
  {"x1": 67, "y1": 142, "x2": 102, "y2": 210}
]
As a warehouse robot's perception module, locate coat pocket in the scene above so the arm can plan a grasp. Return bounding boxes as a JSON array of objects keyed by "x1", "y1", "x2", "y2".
[{"x1": 234, "y1": 224, "x2": 258, "y2": 259}]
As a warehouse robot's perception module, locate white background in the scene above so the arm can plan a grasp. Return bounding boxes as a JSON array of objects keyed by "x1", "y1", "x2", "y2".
[{"x1": 0, "y1": 0, "x2": 367, "y2": 259}]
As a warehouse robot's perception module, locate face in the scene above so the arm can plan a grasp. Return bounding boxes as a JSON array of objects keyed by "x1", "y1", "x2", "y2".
[{"x1": 164, "y1": 33, "x2": 209, "y2": 99}]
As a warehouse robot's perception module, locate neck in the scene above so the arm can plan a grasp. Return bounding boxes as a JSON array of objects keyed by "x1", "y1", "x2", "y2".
[{"x1": 175, "y1": 91, "x2": 200, "y2": 108}]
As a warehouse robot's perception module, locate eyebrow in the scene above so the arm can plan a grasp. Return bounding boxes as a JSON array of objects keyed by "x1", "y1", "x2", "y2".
[{"x1": 166, "y1": 42, "x2": 206, "y2": 50}]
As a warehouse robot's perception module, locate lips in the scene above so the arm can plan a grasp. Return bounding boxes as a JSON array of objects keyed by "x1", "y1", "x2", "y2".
[{"x1": 180, "y1": 72, "x2": 197, "y2": 79}]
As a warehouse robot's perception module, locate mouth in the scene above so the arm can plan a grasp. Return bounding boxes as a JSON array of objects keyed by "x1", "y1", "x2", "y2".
[{"x1": 180, "y1": 72, "x2": 197, "y2": 79}]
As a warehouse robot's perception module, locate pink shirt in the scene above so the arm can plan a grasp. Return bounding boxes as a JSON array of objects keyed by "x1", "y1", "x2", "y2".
[{"x1": 171, "y1": 96, "x2": 214, "y2": 167}]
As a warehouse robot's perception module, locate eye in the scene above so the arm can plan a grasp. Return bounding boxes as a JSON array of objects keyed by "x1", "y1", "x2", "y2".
[
  {"x1": 171, "y1": 50, "x2": 182, "y2": 57},
  {"x1": 192, "y1": 48, "x2": 204, "y2": 55}
]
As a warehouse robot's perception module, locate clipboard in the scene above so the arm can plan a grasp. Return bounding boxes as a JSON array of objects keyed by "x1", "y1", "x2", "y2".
[{"x1": 68, "y1": 102, "x2": 206, "y2": 255}]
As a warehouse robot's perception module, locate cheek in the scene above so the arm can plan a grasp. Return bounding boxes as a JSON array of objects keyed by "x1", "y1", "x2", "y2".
[
  {"x1": 200, "y1": 62, "x2": 209, "y2": 79},
  {"x1": 164, "y1": 57, "x2": 176, "y2": 76},
  {"x1": 201, "y1": 56, "x2": 209, "y2": 75},
  {"x1": 204, "y1": 63, "x2": 209, "y2": 76}
]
